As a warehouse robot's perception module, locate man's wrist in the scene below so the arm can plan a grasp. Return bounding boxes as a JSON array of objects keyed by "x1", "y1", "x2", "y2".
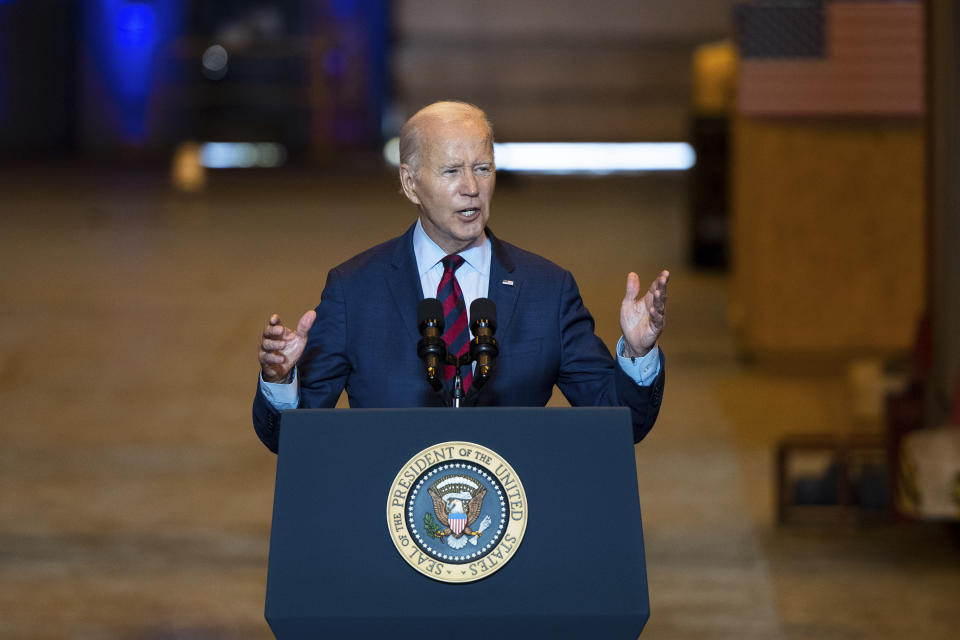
[
  {"x1": 621, "y1": 341, "x2": 652, "y2": 360},
  {"x1": 616, "y1": 338, "x2": 660, "y2": 386},
  {"x1": 262, "y1": 369, "x2": 295, "y2": 384},
  {"x1": 260, "y1": 368, "x2": 300, "y2": 410}
]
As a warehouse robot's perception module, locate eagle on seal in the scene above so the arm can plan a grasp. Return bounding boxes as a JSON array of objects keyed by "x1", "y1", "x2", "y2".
[{"x1": 428, "y1": 483, "x2": 487, "y2": 542}]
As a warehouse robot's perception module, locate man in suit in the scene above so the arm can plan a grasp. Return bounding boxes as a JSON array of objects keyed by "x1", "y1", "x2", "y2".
[{"x1": 254, "y1": 101, "x2": 669, "y2": 453}]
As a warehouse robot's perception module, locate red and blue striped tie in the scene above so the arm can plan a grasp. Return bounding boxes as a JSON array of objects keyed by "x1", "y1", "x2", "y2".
[{"x1": 437, "y1": 254, "x2": 471, "y2": 391}]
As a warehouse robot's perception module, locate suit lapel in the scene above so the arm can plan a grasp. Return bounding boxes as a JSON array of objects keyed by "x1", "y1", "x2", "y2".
[
  {"x1": 386, "y1": 224, "x2": 425, "y2": 342},
  {"x1": 486, "y1": 228, "x2": 520, "y2": 340}
]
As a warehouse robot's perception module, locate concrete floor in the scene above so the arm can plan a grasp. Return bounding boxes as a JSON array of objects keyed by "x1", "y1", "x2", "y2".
[{"x1": 1, "y1": 167, "x2": 958, "y2": 639}]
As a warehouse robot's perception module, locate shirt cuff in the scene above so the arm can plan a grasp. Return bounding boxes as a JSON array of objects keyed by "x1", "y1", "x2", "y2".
[
  {"x1": 616, "y1": 338, "x2": 661, "y2": 387},
  {"x1": 259, "y1": 368, "x2": 300, "y2": 410}
]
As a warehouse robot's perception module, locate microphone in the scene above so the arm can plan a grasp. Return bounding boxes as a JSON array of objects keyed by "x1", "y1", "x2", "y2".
[
  {"x1": 469, "y1": 298, "x2": 499, "y2": 389},
  {"x1": 417, "y1": 298, "x2": 446, "y2": 391}
]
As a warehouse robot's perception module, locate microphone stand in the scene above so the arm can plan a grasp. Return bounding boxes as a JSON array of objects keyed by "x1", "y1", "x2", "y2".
[
  {"x1": 452, "y1": 368, "x2": 464, "y2": 408},
  {"x1": 447, "y1": 352, "x2": 472, "y2": 408}
]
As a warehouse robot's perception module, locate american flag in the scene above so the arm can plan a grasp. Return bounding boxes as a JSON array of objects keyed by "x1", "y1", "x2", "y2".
[{"x1": 736, "y1": 0, "x2": 924, "y2": 116}]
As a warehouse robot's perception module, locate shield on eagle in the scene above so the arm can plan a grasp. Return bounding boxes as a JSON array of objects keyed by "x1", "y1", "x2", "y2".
[{"x1": 449, "y1": 512, "x2": 466, "y2": 535}]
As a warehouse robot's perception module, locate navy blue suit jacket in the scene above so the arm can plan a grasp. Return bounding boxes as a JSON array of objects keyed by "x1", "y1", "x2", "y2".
[{"x1": 253, "y1": 225, "x2": 665, "y2": 452}]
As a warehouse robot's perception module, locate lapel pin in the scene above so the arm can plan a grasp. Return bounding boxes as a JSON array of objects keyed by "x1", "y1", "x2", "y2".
[{"x1": 501, "y1": 279, "x2": 514, "y2": 286}]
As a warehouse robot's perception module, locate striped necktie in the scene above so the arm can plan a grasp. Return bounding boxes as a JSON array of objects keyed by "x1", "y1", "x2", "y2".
[{"x1": 437, "y1": 254, "x2": 472, "y2": 391}]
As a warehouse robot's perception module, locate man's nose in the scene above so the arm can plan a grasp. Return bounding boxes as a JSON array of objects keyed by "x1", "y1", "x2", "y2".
[{"x1": 460, "y1": 171, "x2": 479, "y2": 196}]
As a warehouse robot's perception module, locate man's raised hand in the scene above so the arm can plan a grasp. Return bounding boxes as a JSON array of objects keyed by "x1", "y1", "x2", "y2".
[
  {"x1": 259, "y1": 310, "x2": 317, "y2": 383},
  {"x1": 620, "y1": 270, "x2": 669, "y2": 358}
]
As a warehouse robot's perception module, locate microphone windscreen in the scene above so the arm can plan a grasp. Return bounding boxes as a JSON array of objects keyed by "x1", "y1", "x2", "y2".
[
  {"x1": 469, "y1": 298, "x2": 497, "y2": 332},
  {"x1": 418, "y1": 298, "x2": 445, "y2": 331}
]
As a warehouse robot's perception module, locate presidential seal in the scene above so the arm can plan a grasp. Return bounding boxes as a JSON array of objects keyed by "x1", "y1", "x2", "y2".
[{"x1": 386, "y1": 441, "x2": 527, "y2": 583}]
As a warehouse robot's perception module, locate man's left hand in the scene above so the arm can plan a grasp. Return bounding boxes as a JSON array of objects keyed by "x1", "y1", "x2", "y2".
[{"x1": 620, "y1": 270, "x2": 670, "y2": 358}]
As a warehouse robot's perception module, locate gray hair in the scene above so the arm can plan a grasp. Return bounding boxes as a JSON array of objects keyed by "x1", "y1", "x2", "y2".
[{"x1": 398, "y1": 101, "x2": 494, "y2": 176}]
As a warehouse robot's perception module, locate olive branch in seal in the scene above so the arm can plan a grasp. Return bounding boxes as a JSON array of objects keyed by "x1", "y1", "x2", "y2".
[{"x1": 423, "y1": 512, "x2": 442, "y2": 538}]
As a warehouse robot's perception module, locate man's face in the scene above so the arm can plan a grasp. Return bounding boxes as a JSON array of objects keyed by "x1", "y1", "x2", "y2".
[{"x1": 400, "y1": 117, "x2": 495, "y2": 255}]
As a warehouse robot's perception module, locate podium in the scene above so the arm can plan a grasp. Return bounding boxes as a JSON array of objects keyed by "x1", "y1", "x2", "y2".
[{"x1": 265, "y1": 407, "x2": 649, "y2": 638}]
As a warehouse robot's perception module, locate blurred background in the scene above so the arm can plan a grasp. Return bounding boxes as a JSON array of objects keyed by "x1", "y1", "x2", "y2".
[{"x1": 1, "y1": 0, "x2": 958, "y2": 638}]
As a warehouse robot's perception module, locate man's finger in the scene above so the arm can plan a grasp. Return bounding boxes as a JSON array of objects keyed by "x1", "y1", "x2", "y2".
[
  {"x1": 651, "y1": 297, "x2": 664, "y2": 319},
  {"x1": 259, "y1": 352, "x2": 286, "y2": 365},
  {"x1": 655, "y1": 270, "x2": 670, "y2": 291},
  {"x1": 262, "y1": 338, "x2": 286, "y2": 352},
  {"x1": 623, "y1": 272, "x2": 642, "y2": 304},
  {"x1": 264, "y1": 313, "x2": 285, "y2": 337},
  {"x1": 652, "y1": 270, "x2": 669, "y2": 308},
  {"x1": 296, "y1": 310, "x2": 317, "y2": 338},
  {"x1": 263, "y1": 324, "x2": 285, "y2": 339}
]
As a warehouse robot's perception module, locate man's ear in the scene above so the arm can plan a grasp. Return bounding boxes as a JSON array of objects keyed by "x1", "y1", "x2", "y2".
[{"x1": 399, "y1": 164, "x2": 420, "y2": 206}]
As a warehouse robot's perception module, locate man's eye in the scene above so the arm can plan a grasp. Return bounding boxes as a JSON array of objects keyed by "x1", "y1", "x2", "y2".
[
  {"x1": 443, "y1": 169, "x2": 458, "y2": 176},
  {"x1": 475, "y1": 165, "x2": 492, "y2": 175}
]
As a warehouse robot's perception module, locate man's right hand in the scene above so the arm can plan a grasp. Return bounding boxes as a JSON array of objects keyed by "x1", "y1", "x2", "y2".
[{"x1": 259, "y1": 310, "x2": 317, "y2": 383}]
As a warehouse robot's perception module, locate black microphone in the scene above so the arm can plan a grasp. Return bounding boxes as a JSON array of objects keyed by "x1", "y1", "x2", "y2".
[
  {"x1": 469, "y1": 298, "x2": 498, "y2": 389},
  {"x1": 417, "y1": 298, "x2": 446, "y2": 391}
]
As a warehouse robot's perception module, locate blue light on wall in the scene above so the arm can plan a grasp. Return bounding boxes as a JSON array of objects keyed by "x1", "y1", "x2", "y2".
[
  {"x1": 110, "y1": 1, "x2": 158, "y2": 135},
  {"x1": 116, "y1": 2, "x2": 156, "y2": 47},
  {"x1": 85, "y1": 0, "x2": 182, "y2": 144}
]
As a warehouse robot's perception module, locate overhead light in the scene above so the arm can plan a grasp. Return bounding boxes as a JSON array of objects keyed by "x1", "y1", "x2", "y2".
[
  {"x1": 382, "y1": 139, "x2": 695, "y2": 174},
  {"x1": 494, "y1": 142, "x2": 695, "y2": 173},
  {"x1": 200, "y1": 142, "x2": 287, "y2": 168}
]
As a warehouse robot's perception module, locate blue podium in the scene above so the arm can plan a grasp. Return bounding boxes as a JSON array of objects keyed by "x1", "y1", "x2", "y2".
[{"x1": 265, "y1": 407, "x2": 649, "y2": 638}]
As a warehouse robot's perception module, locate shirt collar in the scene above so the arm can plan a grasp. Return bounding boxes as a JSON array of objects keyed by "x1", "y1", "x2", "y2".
[{"x1": 413, "y1": 218, "x2": 491, "y2": 277}]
